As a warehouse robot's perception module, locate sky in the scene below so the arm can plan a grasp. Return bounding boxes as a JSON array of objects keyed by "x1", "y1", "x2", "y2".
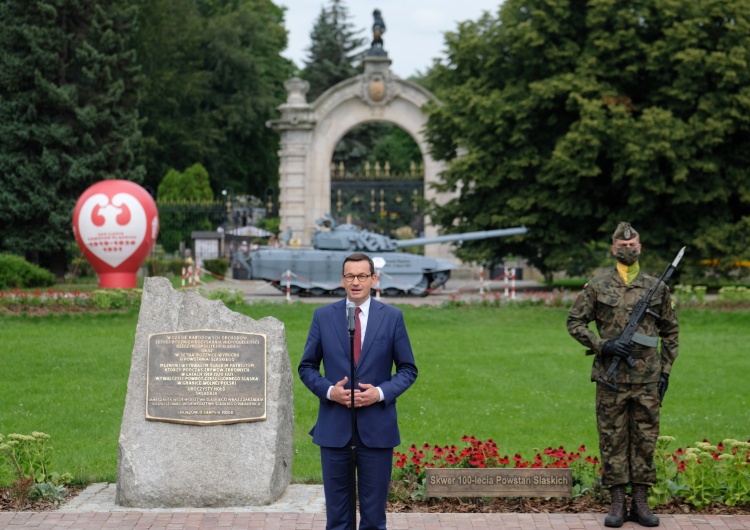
[{"x1": 278, "y1": 0, "x2": 504, "y2": 79}]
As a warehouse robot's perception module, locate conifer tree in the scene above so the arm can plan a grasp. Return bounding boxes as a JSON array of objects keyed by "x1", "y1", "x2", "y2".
[
  {"x1": 0, "y1": 0, "x2": 143, "y2": 274},
  {"x1": 301, "y1": 0, "x2": 366, "y2": 101}
]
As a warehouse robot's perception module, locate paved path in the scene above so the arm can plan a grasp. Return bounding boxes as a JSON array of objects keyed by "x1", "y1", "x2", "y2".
[
  {"x1": 58, "y1": 484, "x2": 326, "y2": 514},
  {"x1": 1, "y1": 484, "x2": 748, "y2": 529},
  {"x1": 2, "y1": 510, "x2": 749, "y2": 529}
]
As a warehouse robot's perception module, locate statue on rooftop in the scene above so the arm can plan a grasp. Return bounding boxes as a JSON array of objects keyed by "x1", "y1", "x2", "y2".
[{"x1": 368, "y1": 9, "x2": 387, "y2": 56}]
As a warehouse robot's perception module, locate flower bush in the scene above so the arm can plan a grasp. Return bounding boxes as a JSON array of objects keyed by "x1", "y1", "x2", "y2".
[
  {"x1": 0, "y1": 289, "x2": 91, "y2": 307},
  {"x1": 673, "y1": 284, "x2": 750, "y2": 306},
  {"x1": 717, "y1": 286, "x2": 750, "y2": 303},
  {"x1": 0, "y1": 288, "x2": 141, "y2": 312},
  {"x1": 444, "y1": 289, "x2": 575, "y2": 308},
  {"x1": 391, "y1": 435, "x2": 750, "y2": 510},
  {"x1": 519, "y1": 289, "x2": 575, "y2": 307},
  {"x1": 1, "y1": 285, "x2": 245, "y2": 314},
  {"x1": 391, "y1": 436, "x2": 601, "y2": 501},
  {"x1": 673, "y1": 285, "x2": 708, "y2": 306},
  {"x1": 651, "y1": 436, "x2": 750, "y2": 509}
]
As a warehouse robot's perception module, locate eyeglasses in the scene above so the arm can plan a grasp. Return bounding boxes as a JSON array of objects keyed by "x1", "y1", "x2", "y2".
[{"x1": 342, "y1": 274, "x2": 372, "y2": 283}]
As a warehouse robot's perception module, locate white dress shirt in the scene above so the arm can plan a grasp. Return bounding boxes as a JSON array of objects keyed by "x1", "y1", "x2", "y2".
[{"x1": 327, "y1": 297, "x2": 384, "y2": 402}]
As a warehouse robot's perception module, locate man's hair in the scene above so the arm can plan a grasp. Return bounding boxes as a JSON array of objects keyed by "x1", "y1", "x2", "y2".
[{"x1": 342, "y1": 253, "x2": 375, "y2": 275}]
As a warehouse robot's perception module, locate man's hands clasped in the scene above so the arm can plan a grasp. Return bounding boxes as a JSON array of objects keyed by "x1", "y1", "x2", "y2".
[{"x1": 330, "y1": 376, "x2": 380, "y2": 408}]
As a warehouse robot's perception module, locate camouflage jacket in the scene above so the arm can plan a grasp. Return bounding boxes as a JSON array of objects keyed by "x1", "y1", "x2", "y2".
[{"x1": 567, "y1": 268, "x2": 679, "y2": 384}]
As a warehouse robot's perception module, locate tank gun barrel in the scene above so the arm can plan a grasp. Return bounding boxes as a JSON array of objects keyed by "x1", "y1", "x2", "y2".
[{"x1": 395, "y1": 226, "x2": 528, "y2": 247}]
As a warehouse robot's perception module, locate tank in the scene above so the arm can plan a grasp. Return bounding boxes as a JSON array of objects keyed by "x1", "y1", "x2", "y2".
[{"x1": 231, "y1": 215, "x2": 528, "y2": 297}]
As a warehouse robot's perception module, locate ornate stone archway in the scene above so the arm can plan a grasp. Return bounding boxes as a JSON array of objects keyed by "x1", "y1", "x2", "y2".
[{"x1": 267, "y1": 56, "x2": 454, "y2": 259}]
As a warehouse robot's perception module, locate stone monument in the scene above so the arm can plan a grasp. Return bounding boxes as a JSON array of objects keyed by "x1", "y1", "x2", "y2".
[{"x1": 116, "y1": 277, "x2": 293, "y2": 508}]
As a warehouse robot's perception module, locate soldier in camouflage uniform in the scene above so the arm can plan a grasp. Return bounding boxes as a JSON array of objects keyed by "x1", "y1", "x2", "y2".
[{"x1": 567, "y1": 222, "x2": 679, "y2": 528}]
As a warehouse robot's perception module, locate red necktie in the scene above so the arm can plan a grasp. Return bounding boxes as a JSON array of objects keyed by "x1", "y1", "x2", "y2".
[{"x1": 354, "y1": 307, "x2": 362, "y2": 364}]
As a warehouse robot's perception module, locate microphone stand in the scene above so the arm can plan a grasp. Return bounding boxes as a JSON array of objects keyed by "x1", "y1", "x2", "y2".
[{"x1": 347, "y1": 307, "x2": 357, "y2": 530}]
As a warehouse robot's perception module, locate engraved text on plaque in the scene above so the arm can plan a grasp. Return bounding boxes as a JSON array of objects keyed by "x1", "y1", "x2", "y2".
[{"x1": 146, "y1": 330, "x2": 267, "y2": 425}]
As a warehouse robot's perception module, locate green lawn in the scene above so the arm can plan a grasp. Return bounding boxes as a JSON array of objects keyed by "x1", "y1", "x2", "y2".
[{"x1": 1, "y1": 302, "x2": 748, "y2": 485}]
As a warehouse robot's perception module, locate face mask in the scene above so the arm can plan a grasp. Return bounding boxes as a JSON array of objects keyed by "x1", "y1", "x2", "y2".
[{"x1": 615, "y1": 246, "x2": 640, "y2": 266}]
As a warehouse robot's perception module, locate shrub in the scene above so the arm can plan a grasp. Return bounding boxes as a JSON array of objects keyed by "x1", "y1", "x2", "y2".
[
  {"x1": 203, "y1": 258, "x2": 230, "y2": 278},
  {"x1": 90, "y1": 289, "x2": 142, "y2": 310},
  {"x1": 257, "y1": 216, "x2": 280, "y2": 236},
  {"x1": 717, "y1": 286, "x2": 750, "y2": 303},
  {"x1": 652, "y1": 436, "x2": 750, "y2": 509},
  {"x1": 200, "y1": 287, "x2": 245, "y2": 306},
  {"x1": 0, "y1": 254, "x2": 55, "y2": 289},
  {"x1": 673, "y1": 285, "x2": 708, "y2": 306},
  {"x1": 0, "y1": 289, "x2": 142, "y2": 313},
  {"x1": 0, "y1": 432, "x2": 73, "y2": 505},
  {"x1": 30, "y1": 481, "x2": 68, "y2": 504},
  {"x1": 69, "y1": 257, "x2": 97, "y2": 279},
  {"x1": 66, "y1": 242, "x2": 97, "y2": 279},
  {"x1": 0, "y1": 432, "x2": 72, "y2": 486},
  {"x1": 144, "y1": 257, "x2": 186, "y2": 276}
]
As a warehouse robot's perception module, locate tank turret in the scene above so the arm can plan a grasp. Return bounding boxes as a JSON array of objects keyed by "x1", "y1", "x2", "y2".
[
  {"x1": 311, "y1": 213, "x2": 527, "y2": 252},
  {"x1": 232, "y1": 214, "x2": 528, "y2": 297}
]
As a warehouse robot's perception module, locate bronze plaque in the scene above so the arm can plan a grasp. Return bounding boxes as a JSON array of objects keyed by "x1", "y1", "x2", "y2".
[
  {"x1": 425, "y1": 468, "x2": 572, "y2": 498},
  {"x1": 146, "y1": 330, "x2": 267, "y2": 425}
]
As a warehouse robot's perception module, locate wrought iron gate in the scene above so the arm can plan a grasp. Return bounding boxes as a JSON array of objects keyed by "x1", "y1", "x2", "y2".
[{"x1": 330, "y1": 161, "x2": 424, "y2": 238}]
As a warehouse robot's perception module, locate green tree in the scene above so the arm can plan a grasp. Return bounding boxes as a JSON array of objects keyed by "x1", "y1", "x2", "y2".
[
  {"x1": 134, "y1": 0, "x2": 293, "y2": 197},
  {"x1": 333, "y1": 123, "x2": 422, "y2": 175},
  {"x1": 156, "y1": 163, "x2": 217, "y2": 253},
  {"x1": 423, "y1": 0, "x2": 750, "y2": 280},
  {"x1": 0, "y1": 0, "x2": 144, "y2": 276},
  {"x1": 301, "y1": 0, "x2": 366, "y2": 101},
  {"x1": 157, "y1": 164, "x2": 213, "y2": 201},
  {"x1": 367, "y1": 126, "x2": 422, "y2": 175}
]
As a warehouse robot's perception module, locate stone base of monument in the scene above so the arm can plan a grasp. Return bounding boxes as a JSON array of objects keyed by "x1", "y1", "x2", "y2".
[{"x1": 116, "y1": 277, "x2": 293, "y2": 508}]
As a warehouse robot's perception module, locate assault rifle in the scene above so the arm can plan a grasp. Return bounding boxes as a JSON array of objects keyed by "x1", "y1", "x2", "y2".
[{"x1": 598, "y1": 246, "x2": 686, "y2": 391}]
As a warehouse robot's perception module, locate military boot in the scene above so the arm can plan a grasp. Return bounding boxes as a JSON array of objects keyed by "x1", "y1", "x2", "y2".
[
  {"x1": 604, "y1": 484, "x2": 627, "y2": 527},
  {"x1": 629, "y1": 483, "x2": 659, "y2": 527}
]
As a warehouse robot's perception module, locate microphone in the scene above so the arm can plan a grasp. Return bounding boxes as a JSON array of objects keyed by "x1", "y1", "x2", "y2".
[{"x1": 346, "y1": 301, "x2": 356, "y2": 332}]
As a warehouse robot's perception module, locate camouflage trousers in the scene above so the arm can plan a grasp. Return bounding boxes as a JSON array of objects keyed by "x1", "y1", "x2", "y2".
[{"x1": 596, "y1": 382, "x2": 660, "y2": 486}]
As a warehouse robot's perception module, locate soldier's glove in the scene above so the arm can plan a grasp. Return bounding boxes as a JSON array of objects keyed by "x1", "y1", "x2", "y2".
[
  {"x1": 657, "y1": 372, "x2": 670, "y2": 402},
  {"x1": 601, "y1": 339, "x2": 632, "y2": 359}
]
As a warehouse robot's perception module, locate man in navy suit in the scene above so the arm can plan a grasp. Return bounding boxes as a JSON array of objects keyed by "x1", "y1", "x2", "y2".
[{"x1": 299, "y1": 253, "x2": 418, "y2": 530}]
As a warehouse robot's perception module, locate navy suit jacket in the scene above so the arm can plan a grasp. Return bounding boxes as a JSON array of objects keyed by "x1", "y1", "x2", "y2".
[{"x1": 298, "y1": 298, "x2": 417, "y2": 449}]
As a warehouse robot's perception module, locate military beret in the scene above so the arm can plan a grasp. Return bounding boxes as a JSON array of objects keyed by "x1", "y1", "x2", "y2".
[{"x1": 612, "y1": 222, "x2": 638, "y2": 241}]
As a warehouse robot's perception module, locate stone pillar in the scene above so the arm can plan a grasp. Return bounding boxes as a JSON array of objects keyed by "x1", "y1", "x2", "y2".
[{"x1": 267, "y1": 78, "x2": 315, "y2": 247}]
